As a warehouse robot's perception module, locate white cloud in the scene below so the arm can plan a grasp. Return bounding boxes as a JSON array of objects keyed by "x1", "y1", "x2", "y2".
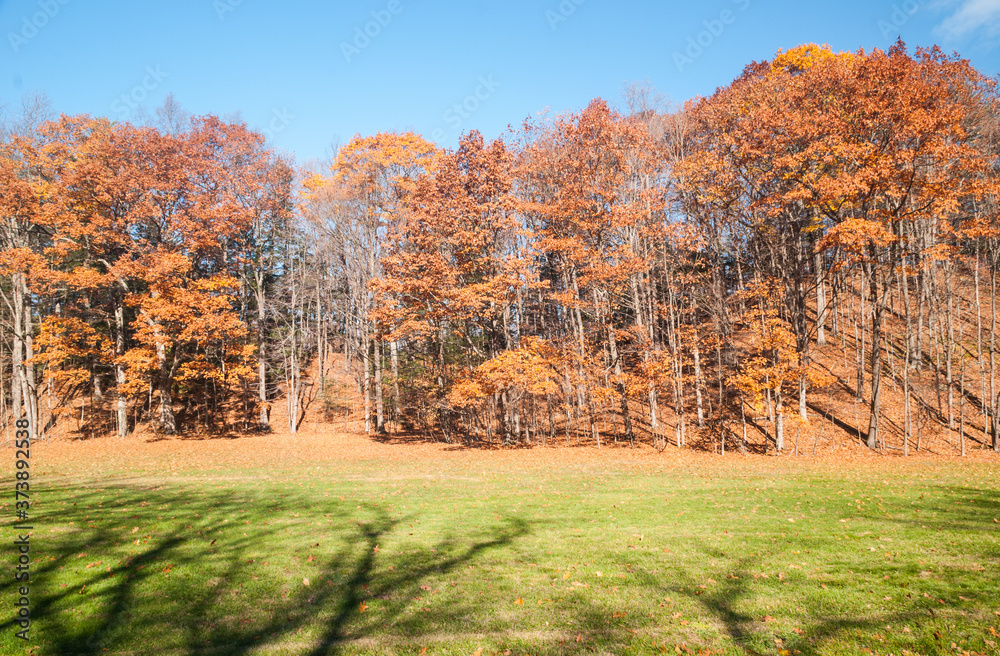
[{"x1": 935, "y1": 0, "x2": 1000, "y2": 39}]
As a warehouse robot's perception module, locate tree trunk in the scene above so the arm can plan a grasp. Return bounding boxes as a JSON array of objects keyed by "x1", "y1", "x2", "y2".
[
  {"x1": 255, "y1": 280, "x2": 270, "y2": 432},
  {"x1": 156, "y1": 342, "x2": 177, "y2": 434},
  {"x1": 115, "y1": 304, "x2": 128, "y2": 438},
  {"x1": 363, "y1": 339, "x2": 372, "y2": 434},
  {"x1": 693, "y1": 343, "x2": 705, "y2": 428},
  {"x1": 390, "y1": 339, "x2": 401, "y2": 426},
  {"x1": 866, "y1": 264, "x2": 884, "y2": 450},
  {"x1": 992, "y1": 266, "x2": 1000, "y2": 452},
  {"x1": 946, "y1": 264, "x2": 955, "y2": 430},
  {"x1": 608, "y1": 322, "x2": 634, "y2": 444},
  {"x1": 816, "y1": 249, "x2": 827, "y2": 345},
  {"x1": 375, "y1": 338, "x2": 385, "y2": 434},
  {"x1": 775, "y1": 405, "x2": 784, "y2": 453}
]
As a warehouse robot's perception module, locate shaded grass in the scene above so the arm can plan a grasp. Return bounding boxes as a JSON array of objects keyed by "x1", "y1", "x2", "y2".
[{"x1": 1, "y1": 455, "x2": 999, "y2": 655}]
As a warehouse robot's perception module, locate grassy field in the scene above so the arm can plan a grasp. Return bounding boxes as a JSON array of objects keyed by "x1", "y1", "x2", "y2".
[{"x1": 1, "y1": 431, "x2": 998, "y2": 656}]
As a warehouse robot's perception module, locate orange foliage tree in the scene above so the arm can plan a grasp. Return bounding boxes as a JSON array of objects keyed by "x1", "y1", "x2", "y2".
[
  {"x1": 373, "y1": 131, "x2": 530, "y2": 442},
  {"x1": 304, "y1": 132, "x2": 437, "y2": 434},
  {"x1": 31, "y1": 115, "x2": 283, "y2": 435}
]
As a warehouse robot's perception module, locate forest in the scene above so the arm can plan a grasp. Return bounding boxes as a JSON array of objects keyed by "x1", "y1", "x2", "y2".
[{"x1": 2, "y1": 41, "x2": 999, "y2": 455}]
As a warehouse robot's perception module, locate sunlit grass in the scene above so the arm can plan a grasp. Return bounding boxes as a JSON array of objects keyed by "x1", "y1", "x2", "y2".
[{"x1": 2, "y1": 453, "x2": 998, "y2": 655}]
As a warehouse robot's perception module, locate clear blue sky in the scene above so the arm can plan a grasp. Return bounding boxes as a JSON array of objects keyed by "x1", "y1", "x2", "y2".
[{"x1": 2, "y1": 0, "x2": 998, "y2": 166}]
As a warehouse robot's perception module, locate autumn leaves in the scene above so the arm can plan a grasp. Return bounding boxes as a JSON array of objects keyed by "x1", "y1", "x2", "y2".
[
  {"x1": 301, "y1": 101, "x2": 667, "y2": 445},
  {"x1": 674, "y1": 42, "x2": 998, "y2": 452},
  {"x1": 4, "y1": 41, "x2": 997, "y2": 448},
  {"x1": 1, "y1": 115, "x2": 292, "y2": 436},
  {"x1": 307, "y1": 42, "x2": 1000, "y2": 451}
]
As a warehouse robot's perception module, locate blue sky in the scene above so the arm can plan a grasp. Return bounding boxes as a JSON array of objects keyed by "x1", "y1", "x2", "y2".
[{"x1": 2, "y1": 0, "x2": 998, "y2": 166}]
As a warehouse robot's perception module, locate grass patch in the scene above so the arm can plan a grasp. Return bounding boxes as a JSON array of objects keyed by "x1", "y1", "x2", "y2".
[{"x1": 2, "y1": 450, "x2": 999, "y2": 655}]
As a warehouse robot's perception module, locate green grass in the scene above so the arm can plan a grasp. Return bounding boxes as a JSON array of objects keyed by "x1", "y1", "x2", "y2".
[{"x1": 2, "y1": 451, "x2": 999, "y2": 655}]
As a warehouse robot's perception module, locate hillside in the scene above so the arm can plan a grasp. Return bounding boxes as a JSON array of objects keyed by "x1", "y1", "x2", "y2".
[{"x1": 15, "y1": 271, "x2": 998, "y2": 461}]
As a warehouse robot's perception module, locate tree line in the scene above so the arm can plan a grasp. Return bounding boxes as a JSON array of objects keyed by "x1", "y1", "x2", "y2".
[{"x1": 3, "y1": 42, "x2": 1000, "y2": 454}]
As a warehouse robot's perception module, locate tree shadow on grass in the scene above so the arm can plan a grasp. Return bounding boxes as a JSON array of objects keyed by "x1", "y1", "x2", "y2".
[
  {"x1": 273, "y1": 513, "x2": 534, "y2": 656},
  {"x1": 854, "y1": 484, "x2": 1000, "y2": 549},
  {"x1": 0, "y1": 483, "x2": 537, "y2": 655},
  {"x1": 644, "y1": 509, "x2": 1000, "y2": 656},
  {"x1": 0, "y1": 484, "x2": 283, "y2": 655}
]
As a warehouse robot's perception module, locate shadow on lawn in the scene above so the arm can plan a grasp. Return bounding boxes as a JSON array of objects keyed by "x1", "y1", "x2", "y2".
[
  {"x1": 0, "y1": 484, "x2": 536, "y2": 656},
  {"x1": 649, "y1": 485, "x2": 1000, "y2": 656},
  {"x1": 7, "y1": 480, "x2": 997, "y2": 655},
  {"x1": 690, "y1": 557, "x2": 991, "y2": 656}
]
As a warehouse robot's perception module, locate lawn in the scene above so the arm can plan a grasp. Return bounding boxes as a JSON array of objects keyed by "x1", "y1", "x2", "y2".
[{"x1": 1, "y1": 432, "x2": 998, "y2": 655}]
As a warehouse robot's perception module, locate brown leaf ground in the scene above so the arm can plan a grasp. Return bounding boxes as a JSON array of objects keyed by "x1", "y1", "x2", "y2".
[{"x1": 18, "y1": 418, "x2": 1000, "y2": 486}]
